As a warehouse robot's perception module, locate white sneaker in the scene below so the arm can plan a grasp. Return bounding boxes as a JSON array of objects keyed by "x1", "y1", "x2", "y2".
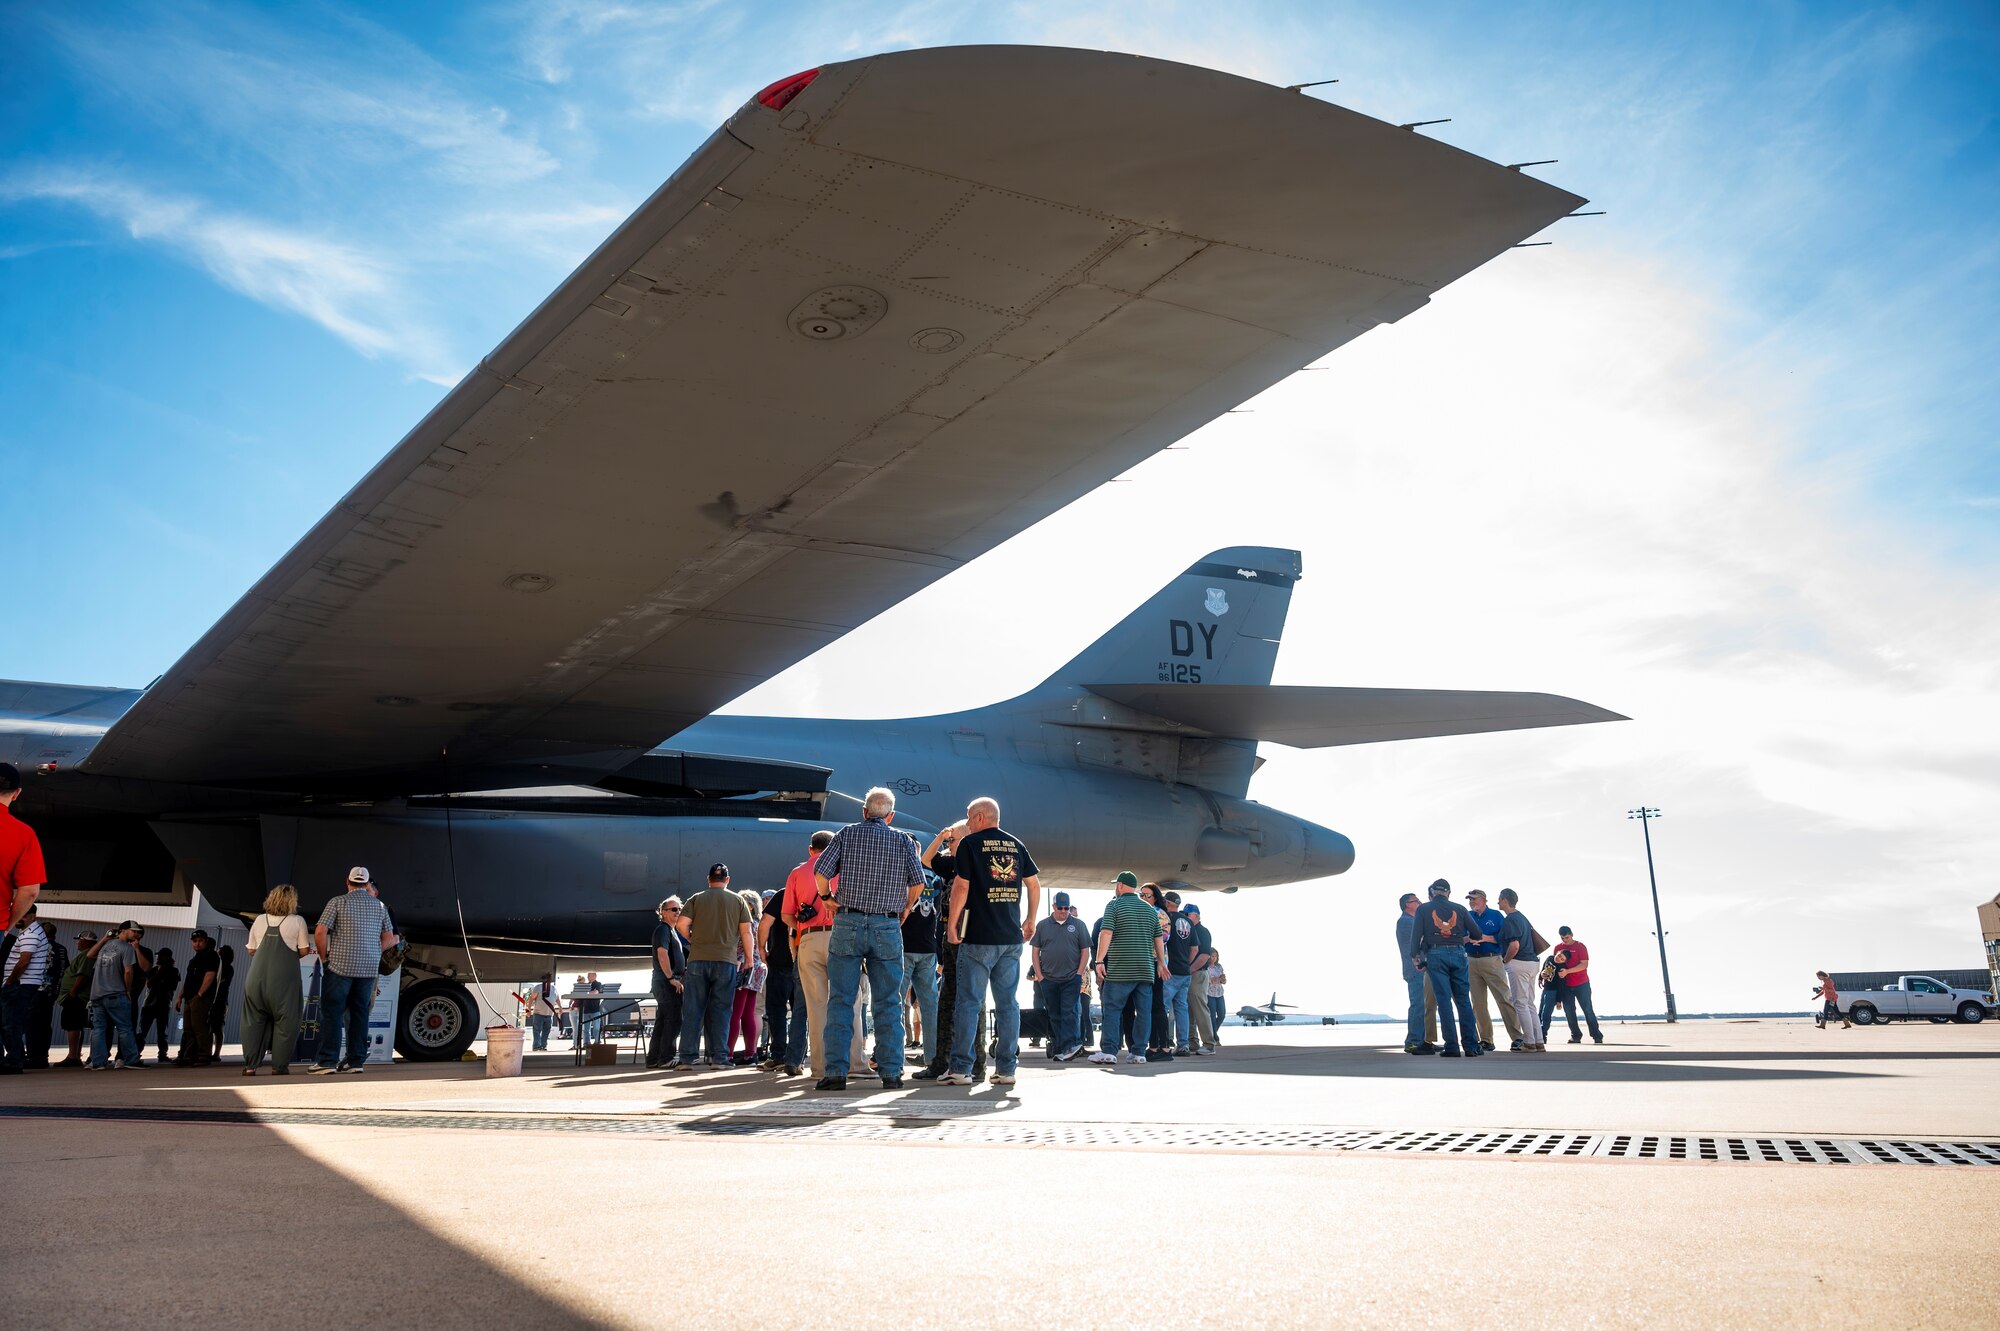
[
  {"x1": 990, "y1": 1072, "x2": 1016, "y2": 1085},
  {"x1": 1119, "y1": 1052, "x2": 1147, "y2": 1065},
  {"x1": 309, "y1": 1065, "x2": 339, "y2": 1076},
  {"x1": 1088, "y1": 1052, "x2": 1116, "y2": 1064},
  {"x1": 938, "y1": 1071, "x2": 974, "y2": 1086}
]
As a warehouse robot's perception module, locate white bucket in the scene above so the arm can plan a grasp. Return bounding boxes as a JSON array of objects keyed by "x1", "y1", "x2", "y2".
[{"x1": 484, "y1": 1025, "x2": 525, "y2": 1078}]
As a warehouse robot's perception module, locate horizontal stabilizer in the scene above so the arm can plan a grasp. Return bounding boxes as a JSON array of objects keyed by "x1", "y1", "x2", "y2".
[{"x1": 1085, "y1": 684, "x2": 1626, "y2": 748}]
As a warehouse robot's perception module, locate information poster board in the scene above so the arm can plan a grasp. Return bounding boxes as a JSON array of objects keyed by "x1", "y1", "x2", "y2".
[{"x1": 293, "y1": 958, "x2": 400, "y2": 1064}]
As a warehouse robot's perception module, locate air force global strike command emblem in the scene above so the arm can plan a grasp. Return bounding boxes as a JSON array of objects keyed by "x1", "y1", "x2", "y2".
[{"x1": 1204, "y1": 587, "x2": 1229, "y2": 617}]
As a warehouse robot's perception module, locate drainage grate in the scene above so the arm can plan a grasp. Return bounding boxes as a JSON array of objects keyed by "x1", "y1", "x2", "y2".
[{"x1": 5, "y1": 1104, "x2": 1995, "y2": 1168}]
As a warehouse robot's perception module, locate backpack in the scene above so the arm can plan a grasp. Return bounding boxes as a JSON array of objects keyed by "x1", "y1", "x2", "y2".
[{"x1": 40, "y1": 938, "x2": 68, "y2": 994}]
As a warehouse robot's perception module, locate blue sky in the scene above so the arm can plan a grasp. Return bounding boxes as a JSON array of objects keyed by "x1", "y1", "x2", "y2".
[{"x1": 3, "y1": 2, "x2": 1997, "y2": 1012}]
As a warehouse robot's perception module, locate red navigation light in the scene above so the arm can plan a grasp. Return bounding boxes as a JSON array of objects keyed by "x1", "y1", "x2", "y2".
[{"x1": 755, "y1": 68, "x2": 821, "y2": 112}]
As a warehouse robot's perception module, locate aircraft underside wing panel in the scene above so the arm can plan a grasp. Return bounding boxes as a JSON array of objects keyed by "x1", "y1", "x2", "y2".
[
  {"x1": 1086, "y1": 684, "x2": 1627, "y2": 747},
  {"x1": 80, "y1": 46, "x2": 1583, "y2": 793}
]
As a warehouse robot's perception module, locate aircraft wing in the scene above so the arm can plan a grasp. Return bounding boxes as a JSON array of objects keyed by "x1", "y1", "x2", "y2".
[
  {"x1": 1087, "y1": 684, "x2": 1626, "y2": 748},
  {"x1": 80, "y1": 45, "x2": 1584, "y2": 792}
]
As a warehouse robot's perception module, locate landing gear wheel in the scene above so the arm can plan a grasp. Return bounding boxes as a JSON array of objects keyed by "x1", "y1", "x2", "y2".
[{"x1": 395, "y1": 979, "x2": 477, "y2": 1061}]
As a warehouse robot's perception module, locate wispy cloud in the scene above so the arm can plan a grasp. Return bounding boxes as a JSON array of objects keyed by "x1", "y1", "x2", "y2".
[
  {"x1": 5, "y1": 172, "x2": 458, "y2": 383},
  {"x1": 512, "y1": 0, "x2": 966, "y2": 124},
  {"x1": 0, "y1": 238, "x2": 96, "y2": 260},
  {"x1": 44, "y1": 5, "x2": 558, "y2": 187}
]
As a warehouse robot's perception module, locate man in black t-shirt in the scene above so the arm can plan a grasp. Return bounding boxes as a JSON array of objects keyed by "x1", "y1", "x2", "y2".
[
  {"x1": 942, "y1": 798, "x2": 1041, "y2": 1086},
  {"x1": 175, "y1": 932, "x2": 219, "y2": 1067},
  {"x1": 913, "y1": 826, "x2": 982, "y2": 1081},
  {"x1": 758, "y1": 889, "x2": 805, "y2": 1071},
  {"x1": 646, "y1": 898, "x2": 686, "y2": 1068}
]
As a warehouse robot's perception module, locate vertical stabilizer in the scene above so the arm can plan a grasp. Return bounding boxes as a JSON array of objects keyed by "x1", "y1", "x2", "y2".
[{"x1": 1044, "y1": 546, "x2": 1300, "y2": 689}]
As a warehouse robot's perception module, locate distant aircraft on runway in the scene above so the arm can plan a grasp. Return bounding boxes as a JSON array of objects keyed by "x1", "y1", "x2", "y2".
[
  {"x1": 1237, "y1": 994, "x2": 1300, "y2": 1027},
  {"x1": 0, "y1": 47, "x2": 1613, "y2": 1063}
]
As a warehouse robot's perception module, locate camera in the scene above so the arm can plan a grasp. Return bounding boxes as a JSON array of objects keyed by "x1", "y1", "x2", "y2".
[{"x1": 796, "y1": 899, "x2": 819, "y2": 924}]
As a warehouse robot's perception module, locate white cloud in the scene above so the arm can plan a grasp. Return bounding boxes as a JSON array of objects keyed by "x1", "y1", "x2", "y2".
[
  {"x1": 46, "y1": 7, "x2": 557, "y2": 186},
  {"x1": 7, "y1": 173, "x2": 458, "y2": 384},
  {"x1": 727, "y1": 244, "x2": 2000, "y2": 1016}
]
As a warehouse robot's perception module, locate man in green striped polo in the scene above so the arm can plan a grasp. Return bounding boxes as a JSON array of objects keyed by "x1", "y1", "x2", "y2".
[{"x1": 1090, "y1": 871, "x2": 1166, "y2": 1066}]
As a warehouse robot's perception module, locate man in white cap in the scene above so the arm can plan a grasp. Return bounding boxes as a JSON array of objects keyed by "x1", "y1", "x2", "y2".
[{"x1": 312, "y1": 867, "x2": 398, "y2": 1074}]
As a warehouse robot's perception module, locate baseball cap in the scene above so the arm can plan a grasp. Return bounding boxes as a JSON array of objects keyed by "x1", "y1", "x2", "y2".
[
  {"x1": 0, "y1": 762, "x2": 20, "y2": 793},
  {"x1": 1183, "y1": 903, "x2": 1200, "y2": 916},
  {"x1": 1558, "y1": 925, "x2": 1574, "y2": 937},
  {"x1": 116, "y1": 920, "x2": 139, "y2": 933},
  {"x1": 347, "y1": 866, "x2": 371, "y2": 884},
  {"x1": 189, "y1": 929, "x2": 211, "y2": 942},
  {"x1": 1052, "y1": 891, "x2": 1072, "y2": 908},
  {"x1": 708, "y1": 863, "x2": 730, "y2": 880},
  {"x1": 1114, "y1": 871, "x2": 1139, "y2": 889},
  {"x1": 1428, "y1": 878, "x2": 1452, "y2": 896}
]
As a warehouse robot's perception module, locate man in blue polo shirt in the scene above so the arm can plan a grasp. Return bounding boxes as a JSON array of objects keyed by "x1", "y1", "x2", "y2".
[{"x1": 1465, "y1": 888, "x2": 1522, "y2": 1052}]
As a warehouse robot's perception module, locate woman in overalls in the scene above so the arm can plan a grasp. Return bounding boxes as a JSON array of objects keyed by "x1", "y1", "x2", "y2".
[{"x1": 242, "y1": 885, "x2": 312, "y2": 1074}]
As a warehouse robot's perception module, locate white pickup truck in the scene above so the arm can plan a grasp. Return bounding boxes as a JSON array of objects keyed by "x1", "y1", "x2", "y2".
[{"x1": 1842, "y1": 975, "x2": 1993, "y2": 1026}]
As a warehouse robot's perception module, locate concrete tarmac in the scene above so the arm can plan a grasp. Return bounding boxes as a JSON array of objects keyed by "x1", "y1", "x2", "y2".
[{"x1": 4, "y1": 1019, "x2": 1996, "y2": 1329}]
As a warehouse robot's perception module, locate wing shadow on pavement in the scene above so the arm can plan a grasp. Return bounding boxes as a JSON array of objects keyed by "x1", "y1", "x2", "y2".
[{"x1": 0, "y1": 1069, "x2": 614, "y2": 1331}]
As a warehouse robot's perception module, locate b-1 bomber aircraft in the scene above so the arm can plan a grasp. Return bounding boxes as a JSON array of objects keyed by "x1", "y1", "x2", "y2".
[{"x1": 3, "y1": 46, "x2": 1617, "y2": 1061}]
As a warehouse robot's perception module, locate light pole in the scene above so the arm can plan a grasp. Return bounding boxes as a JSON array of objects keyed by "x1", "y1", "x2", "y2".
[{"x1": 1628, "y1": 806, "x2": 1677, "y2": 1022}]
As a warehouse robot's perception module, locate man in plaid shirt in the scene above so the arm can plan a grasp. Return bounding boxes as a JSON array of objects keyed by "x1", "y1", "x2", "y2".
[{"x1": 812, "y1": 786, "x2": 926, "y2": 1090}]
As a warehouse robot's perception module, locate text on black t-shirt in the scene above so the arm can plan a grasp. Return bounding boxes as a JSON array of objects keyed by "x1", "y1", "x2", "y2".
[{"x1": 952, "y1": 827, "x2": 1039, "y2": 946}]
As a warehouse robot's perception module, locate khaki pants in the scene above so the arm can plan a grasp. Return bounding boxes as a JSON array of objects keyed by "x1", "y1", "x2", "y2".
[
  {"x1": 796, "y1": 930, "x2": 831, "y2": 1078},
  {"x1": 1468, "y1": 955, "x2": 1522, "y2": 1045},
  {"x1": 1189, "y1": 968, "x2": 1216, "y2": 1048}
]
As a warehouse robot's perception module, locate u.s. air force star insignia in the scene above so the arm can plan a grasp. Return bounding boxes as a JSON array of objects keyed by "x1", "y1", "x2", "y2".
[
  {"x1": 1204, "y1": 588, "x2": 1229, "y2": 617},
  {"x1": 989, "y1": 855, "x2": 1019, "y2": 884}
]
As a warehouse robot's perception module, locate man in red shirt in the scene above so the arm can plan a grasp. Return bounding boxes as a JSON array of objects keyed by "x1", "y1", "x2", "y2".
[
  {"x1": 1549, "y1": 926, "x2": 1603, "y2": 1044},
  {"x1": 780, "y1": 830, "x2": 836, "y2": 1080},
  {"x1": 0, "y1": 764, "x2": 48, "y2": 935}
]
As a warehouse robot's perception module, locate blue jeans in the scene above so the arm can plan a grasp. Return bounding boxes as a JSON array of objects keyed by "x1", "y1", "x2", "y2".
[
  {"x1": 1037, "y1": 975, "x2": 1082, "y2": 1054},
  {"x1": 764, "y1": 968, "x2": 806, "y2": 1067},
  {"x1": 1425, "y1": 947, "x2": 1478, "y2": 1054},
  {"x1": 1098, "y1": 979, "x2": 1154, "y2": 1055},
  {"x1": 1164, "y1": 972, "x2": 1193, "y2": 1050},
  {"x1": 1549, "y1": 981, "x2": 1603, "y2": 1040},
  {"x1": 530, "y1": 1015, "x2": 552, "y2": 1050},
  {"x1": 580, "y1": 1013, "x2": 604, "y2": 1044},
  {"x1": 1, "y1": 984, "x2": 38, "y2": 1070},
  {"x1": 1405, "y1": 971, "x2": 1428, "y2": 1046},
  {"x1": 903, "y1": 952, "x2": 939, "y2": 1065},
  {"x1": 89, "y1": 992, "x2": 141, "y2": 1068},
  {"x1": 825, "y1": 912, "x2": 905, "y2": 1079},
  {"x1": 951, "y1": 942, "x2": 1022, "y2": 1076},
  {"x1": 678, "y1": 960, "x2": 738, "y2": 1063},
  {"x1": 317, "y1": 970, "x2": 376, "y2": 1068},
  {"x1": 1207, "y1": 995, "x2": 1225, "y2": 1028}
]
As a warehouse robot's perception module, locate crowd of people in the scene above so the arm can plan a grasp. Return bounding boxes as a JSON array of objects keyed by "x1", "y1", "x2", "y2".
[
  {"x1": 0, "y1": 851, "x2": 398, "y2": 1077},
  {"x1": 1396, "y1": 878, "x2": 1602, "y2": 1056},
  {"x1": 642, "y1": 787, "x2": 1228, "y2": 1088},
  {"x1": 3, "y1": 758, "x2": 1633, "y2": 1084}
]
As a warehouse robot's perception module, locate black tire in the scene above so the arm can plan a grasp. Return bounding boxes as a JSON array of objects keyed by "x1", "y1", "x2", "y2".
[
  {"x1": 1850, "y1": 1004, "x2": 1878, "y2": 1026},
  {"x1": 1957, "y1": 1002, "x2": 1986, "y2": 1025},
  {"x1": 395, "y1": 978, "x2": 478, "y2": 1061}
]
